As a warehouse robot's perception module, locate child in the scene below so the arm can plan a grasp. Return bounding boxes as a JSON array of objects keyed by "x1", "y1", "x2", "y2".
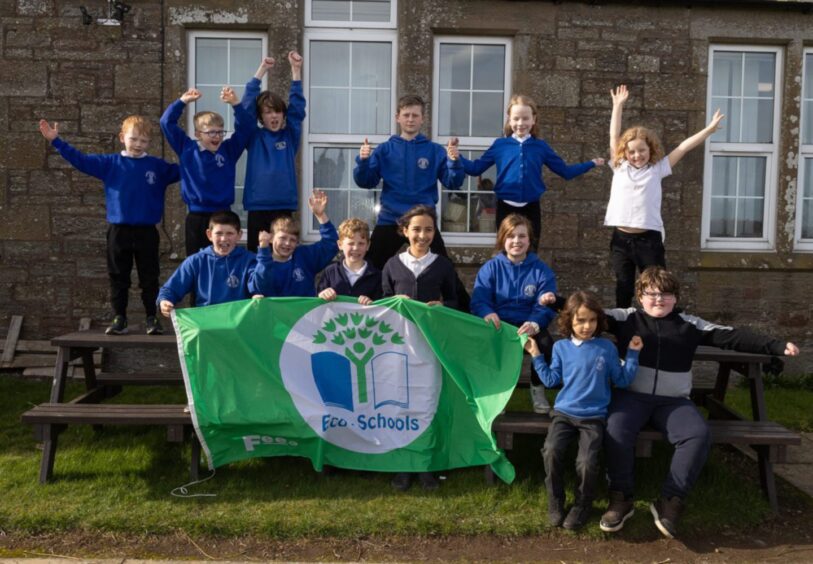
[
  {"x1": 599, "y1": 266, "x2": 799, "y2": 539},
  {"x1": 317, "y1": 218, "x2": 382, "y2": 305},
  {"x1": 157, "y1": 210, "x2": 258, "y2": 316},
  {"x1": 470, "y1": 214, "x2": 558, "y2": 414},
  {"x1": 382, "y1": 205, "x2": 456, "y2": 492},
  {"x1": 241, "y1": 52, "x2": 306, "y2": 252},
  {"x1": 353, "y1": 95, "x2": 469, "y2": 310},
  {"x1": 251, "y1": 189, "x2": 338, "y2": 297},
  {"x1": 160, "y1": 86, "x2": 254, "y2": 257},
  {"x1": 606, "y1": 85, "x2": 724, "y2": 307},
  {"x1": 457, "y1": 94, "x2": 604, "y2": 250},
  {"x1": 39, "y1": 116, "x2": 180, "y2": 336},
  {"x1": 525, "y1": 291, "x2": 642, "y2": 530}
]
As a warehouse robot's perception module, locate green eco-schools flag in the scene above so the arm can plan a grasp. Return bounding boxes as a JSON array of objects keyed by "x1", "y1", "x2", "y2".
[{"x1": 173, "y1": 296, "x2": 523, "y2": 483}]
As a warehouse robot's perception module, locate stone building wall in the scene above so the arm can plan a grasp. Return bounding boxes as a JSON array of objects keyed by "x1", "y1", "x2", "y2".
[{"x1": 1, "y1": 0, "x2": 810, "y2": 371}]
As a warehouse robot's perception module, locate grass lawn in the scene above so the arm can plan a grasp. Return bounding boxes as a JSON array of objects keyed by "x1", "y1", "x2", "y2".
[
  {"x1": 0, "y1": 375, "x2": 797, "y2": 541},
  {"x1": 725, "y1": 386, "x2": 813, "y2": 432}
]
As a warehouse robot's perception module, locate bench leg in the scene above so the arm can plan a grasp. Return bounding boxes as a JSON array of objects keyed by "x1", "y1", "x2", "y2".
[
  {"x1": 484, "y1": 465, "x2": 495, "y2": 485},
  {"x1": 755, "y1": 445, "x2": 779, "y2": 514},
  {"x1": 39, "y1": 424, "x2": 64, "y2": 484},
  {"x1": 190, "y1": 435, "x2": 201, "y2": 481}
]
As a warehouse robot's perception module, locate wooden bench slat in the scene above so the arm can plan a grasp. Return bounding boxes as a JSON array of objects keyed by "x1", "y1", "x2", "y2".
[
  {"x1": 96, "y1": 372, "x2": 182, "y2": 386},
  {"x1": 22, "y1": 404, "x2": 191, "y2": 425}
]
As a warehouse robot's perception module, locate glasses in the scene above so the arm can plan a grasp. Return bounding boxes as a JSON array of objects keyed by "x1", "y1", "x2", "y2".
[
  {"x1": 642, "y1": 291, "x2": 676, "y2": 301},
  {"x1": 197, "y1": 129, "x2": 226, "y2": 138}
]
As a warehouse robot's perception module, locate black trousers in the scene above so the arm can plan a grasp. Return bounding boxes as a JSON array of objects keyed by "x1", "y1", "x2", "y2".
[
  {"x1": 106, "y1": 224, "x2": 160, "y2": 317},
  {"x1": 542, "y1": 412, "x2": 604, "y2": 506},
  {"x1": 497, "y1": 200, "x2": 542, "y2": 252},
  {"x1": 185, "y1": 212, "x2": 213, "y2": 257},
  {"x1": 246, "y1": 209, "x2": 295, "y2": 253},
  {"x1": 367, "y1": 223, "x2": 471, "y2": 313},
  {"x1": 610, "y1": 228, "x2": 666, "y2": 308}
]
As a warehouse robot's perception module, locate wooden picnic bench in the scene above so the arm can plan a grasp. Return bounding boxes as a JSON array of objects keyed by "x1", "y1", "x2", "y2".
[
  {"x1": 20, "y1": 330, "x2": 198, "y2": 484},
  {"x1": 496, "y1": 345, "x2": 801, "y2": 513}
]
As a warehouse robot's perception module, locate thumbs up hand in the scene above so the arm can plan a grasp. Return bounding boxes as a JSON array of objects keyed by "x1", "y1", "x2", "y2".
[
  {"x1": 359, "y1": 137, "x2": 372, "y2": 160},
  {"x1": 447, "y1": 137, "x2": 460, "y2": 161}
]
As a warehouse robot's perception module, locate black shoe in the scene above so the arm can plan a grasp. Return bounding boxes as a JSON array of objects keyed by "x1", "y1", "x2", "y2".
[
  {"x1": 418, "y1": 472, "x2": 439, "y2": 491},
  {"x1": 105, "y1": 315, "x2": 128, "y2": 335},
  {"x1": 650, "y1": 496, "x2": 684, "y2": 539},
  {"x1": 599, "y1": 491, "x2": 635, "y2": 532},
  {"x1": 563, "y1": 504, "x2": 591, "y2": 530},
  {"x1": 391, "y1": 472, "x2": 412, "y2": 491},
  {"x1": 145, "y1": 316, "x2": 163, "y2": 335},
  {"x1": 548, "y1": 497, "x2": 565, "y2": 527}
]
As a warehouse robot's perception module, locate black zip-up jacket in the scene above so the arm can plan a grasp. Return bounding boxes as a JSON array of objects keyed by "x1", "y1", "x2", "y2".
[
  {"x1": 316, "y1": 260, "x2": 383, "y2": 300},
  {"x1": 606, "y1": 308, "x2": 785, "y2": 398}
]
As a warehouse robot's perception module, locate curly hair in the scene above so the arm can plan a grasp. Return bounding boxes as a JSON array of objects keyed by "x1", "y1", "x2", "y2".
[
  {"x1": 338, "y1": 218, "x2": 370, "y2": 241},
  {"x1": 612, "y1": 126, "x2": 665, "y2": 167},
  {"x1": 503, "y1": 94, "x2": 540, "y2": 138},
  {"x1": 556, "y1": 291, "x2": 608, "y2": 338},
  {"x1": 635, "y1": 266, "x2": 680, "y2": 302}
]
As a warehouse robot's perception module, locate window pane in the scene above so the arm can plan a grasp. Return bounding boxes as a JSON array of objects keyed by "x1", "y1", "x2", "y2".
[
  {"x1": 312, "y1": 0, "x2": 350, "y2": 20},
  {"x1": 740, "y1": 157, "x2": 766, "y2": 197},
  {"x1": 315, "y1": 189, "x2": 349, "y2": 230},
  {"x1": 310, "y1": 88, "x2": 349, "y2": 133},
  {"x1": 229, "y1": 39, "x2": 262, "y2": 84},
  {"x1": 471, "y1": 92, "x2": 504, "y2": 137},
  {"x1": 351, "y1": 89, "x2": 390, "y2": 134},
  {"x1": 711, "y1": 156, "x2": 738, "y2": 196},
  {"x1": 710, "y1": 198, "x2": 736, "y2": 237},
  {"x1": 712, "y1": 52, "x2": 742, "y2": 97},
  {"x1": 804, "y1": 100, "x2": 813, "y2": 146},
  {"x1": 352, "y1": 42, "x2": 391, "y2": 88},
  {"x1": 438, "y1": 91, "x2": 471, "y2": 136},
  {"x1": 741, "y1": 99, "x2": 773, "y2": 143},
  {"x1": 353, "y1": 0, "x2": 390, "y2": 22},
  {"x1": 196, "y1": 38, "x2": 227, "y2": 85},
  {"x1": 194, "y1": 85, "x2": 229, "y2": 128},
  {"x1": 711, "y1": 97, "x2": 740, "y2": 143},
  {"x1": 441, "y1": 192, "x2": 470, "y2": 232},
  {"x1": 803, "y1": 199, "x2": 813, "y2": 239},
  {"x1": 311, "y1": 42, "x2": 350, "y2": 87},
  {"x1": 439, "y1": 44, "x2": 471, "y2": 91},
  {"x1": 460, "y1": 149, "x2": 497, "y2": 192},
  {"x1": 472, "y1": 45, "x2": 505, "y2": 91},
  {"x1": 736, "y1": 198, "x2": 764, "y2": 237},
  {"x1": 349, "y1": 189, "x2": 379, "y2": 226},
  {"x1": 710, "y1": 156, "x2": 766, "y2": 238},
  {"x1": 805, "y1": 158, "x2": 813, "y2": 198},
  {"x1": 743, "y1": 52, "x2": 776, "y2": 99},
  {"x1": 314, "y1": 148, "x2": 353, "y2": 189}
]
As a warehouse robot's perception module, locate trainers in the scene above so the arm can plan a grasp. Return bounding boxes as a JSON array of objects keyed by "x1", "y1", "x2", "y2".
[
  {"x1": 145, "y1": 316, "x2": 164, "y2": 335},
  {"x1": 530, "y1": 384, "x2": 551, "y2": 414},
  {"x1": 105, "y1": 315, "x2": 128, "y2": 335},
  {"x1": 548, "y1": 497, "x2": 565, "y2": 527},
  {"x1": 563, "y1": 504, "x2": 591, "y2": 530},
  {"x1": 391, "y1": 472, "x2": 413, "y2": 491},
  {"x1": 599, "y1": 491, "x2": 635, "y2": 532},
  {"x1": 650, "y1": 496, "x2": 684, "y2": 539},
  {"x1": 418, "y1": 471, "x2": 439, "y2": 491}
]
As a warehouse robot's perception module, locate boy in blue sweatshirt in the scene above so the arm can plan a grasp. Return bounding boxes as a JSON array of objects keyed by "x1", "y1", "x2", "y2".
[
  {"x1": 160, "y1": 86, "x2": 253, "y2": 257},
  {"x1": 317, "y1": 218, "x2": 382, "y2": 304},
  {"x1": 525, "y1": 291, "x2": 642, "y2": 531},
  {"x1": 157, "y1": 210, "x2": 258, "y2": 316},
  {"x1": 39, "y1": 116, "x2": 180, "y2": 336},
  {"x1": 241, "y1": 52, "x2": 306, "y2": 252},
  {"x1": 251, "y1": 189, "x2": 338, "y2": 297}
]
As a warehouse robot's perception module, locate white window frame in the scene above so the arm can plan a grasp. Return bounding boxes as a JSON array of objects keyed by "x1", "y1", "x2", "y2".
[
  {"x1": 305, "y1": 0, "x2": 397, "y2": 29},
  {"x1": 301, "y1": 27, "x2": 398, "y2": 239},
  {"x1": 432, "y1": 35, "x2": 513, "y2": 246},
  {"x1": 701, "y1": 44, "x2": 783, "y2": 251},
  {"x1": 795, "y1": 47, "x2": 813, "y2": 251},
  {"x1": 186, "y1": 30, "x2": 268, "y2": 240}
]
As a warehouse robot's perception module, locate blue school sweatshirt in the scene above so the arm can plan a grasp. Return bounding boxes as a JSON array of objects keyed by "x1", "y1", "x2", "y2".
[
  {"x1": 50, "y1": 138, "x2": 179, "y2": 225},
  {"x1": 160, "y1": 99, "x2": 253, "y2": 212},
  {"x1": 353, "y1": 134, "x2": 464, "y2": 225},
  {"x1": 459, "y1": 137, "x2": 595, "y2": 204},
  {"x1": 251, "y1": 221, "x2": 339, "y2": 297},
  {"x1": 532, "y1": 338, "x2": 640, "y2": 419},
  {"x1": 470, "y1": 252, "x2": 558, "y2": 329},
  {"x1": 240, "y1": 78, "x2": 306, "y2": 211},
  {"x1": 157, "y1": 245, "x2": 257, "y2": 307}
]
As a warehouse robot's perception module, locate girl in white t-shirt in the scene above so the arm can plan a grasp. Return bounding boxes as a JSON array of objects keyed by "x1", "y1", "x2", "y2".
[{"x1": 605, "y1": 85, "x2": 724, "y2": 307}]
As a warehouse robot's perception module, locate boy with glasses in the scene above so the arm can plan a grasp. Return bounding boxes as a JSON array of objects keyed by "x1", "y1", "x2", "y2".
[{"x1": 161, "y1": 86, "x2": 254, "y2": 256}]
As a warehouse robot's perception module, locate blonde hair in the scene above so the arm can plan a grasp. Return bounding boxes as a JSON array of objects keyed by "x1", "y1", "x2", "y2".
[
  {"x1": 503, "y1": 94, "x2": 540, "y2": 138},
  {"x1": 613, "y1": 126, "x2": 665, "y2": 167},
  {"x1": 495, "y1": 214, "x2": 535, "y2": 253},
  {"x1": 338, "y1": 218, "x2": 370, "y2": 241},
  {"x1": 193, "y1": 111, "x2": 224, "y2": 130},
  {"x1": 271, "y1": 216, "x2": 301, "y2": 237},
  {"x1": 120, "y1": 115, "x2": 153, "y2": 137}
]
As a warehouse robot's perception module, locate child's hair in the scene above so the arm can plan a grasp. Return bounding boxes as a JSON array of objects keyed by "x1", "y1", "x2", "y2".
[
  {"x1": 208, "y1": 210, "x2": 241, "y2": 231},
  {"x1": 503, "y1": 94, "x2": 540, "y2": 138},
  {"x1": 120, "y1": 115, "x2": 153, "y2": 137},
  {"x1": 271, "y1": 216, "x2": 301, "y2": 237},
  {"x1": 193, "y1": 111, "x2": 224, "y2": 130},
  {"x1": 397, "y1": 94, "x2": 425, "y2": 114},
  {"x1": 495, "y1": 213, "x2": 535, "y2": 253},
  {"x1": 557, "y1": 291, "x2": 608, "y2": 338},
  {"x1": 256, "y1": 91, "x2": 287, "y2": 117},
  {"x1": 397, "y1": 204, "x2": 437, "y2": 231},
  {"x1": 338, "y1": 218, "x2": 370, "y2": 241},
  {"x1": 612, "y1": 126, "x2": 665, "y2": 167},
  {"x1": 635, "y1": 266, "x2": 680, "y2": 301}
]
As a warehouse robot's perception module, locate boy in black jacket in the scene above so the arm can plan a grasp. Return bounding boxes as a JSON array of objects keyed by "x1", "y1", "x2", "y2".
[
  {"x1": 599, "y1": 266, "x2": 799, "y2": 539},
  {"x1": 317, "y1": 218, "x2": 382, "y2": 304}
]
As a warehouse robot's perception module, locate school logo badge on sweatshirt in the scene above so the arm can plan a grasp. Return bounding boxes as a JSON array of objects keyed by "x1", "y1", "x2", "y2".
[
  {"x1": 145, "y1": 171, "x2": 157, "y2": 185},
  {"x1": 417, "y1": 157, "x2": 429, "y2": 170},
  {"x1": 215, "y1": 154, "x2": 226, "y2": 167},
  {"x1": 524, "y1": 284, "x2": 537, "y2": 297},
  {"x1": 275, "y1": 141, "x2": 287, "y2": 150}
]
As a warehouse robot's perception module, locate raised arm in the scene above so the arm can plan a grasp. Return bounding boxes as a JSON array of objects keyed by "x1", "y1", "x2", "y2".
[
  {"x1": 667, "y1": 109, "x2": 724, "y2": 168},
  {"x1": 288, "y1": 50, "x2": 302, "y2": 82},
  {"x1": 353, "y1": 138, "x2": 383, "y2": 188},
  {"x1": 160, "y1": 89, "x2": 201, "y2": 155},
  {"x1": 609, "y1": 85, "x2": 629, "y2": 158}
]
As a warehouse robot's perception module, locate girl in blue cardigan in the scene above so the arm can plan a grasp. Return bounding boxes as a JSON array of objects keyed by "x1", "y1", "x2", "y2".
[{"x1": 457, "y1": 94, "x2": 604, "y2": 250}]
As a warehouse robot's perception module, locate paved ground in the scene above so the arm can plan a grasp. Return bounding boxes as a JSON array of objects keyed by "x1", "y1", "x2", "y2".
[{"x1": 765, "y1": 432, "x2": 813, "y2": 497}]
